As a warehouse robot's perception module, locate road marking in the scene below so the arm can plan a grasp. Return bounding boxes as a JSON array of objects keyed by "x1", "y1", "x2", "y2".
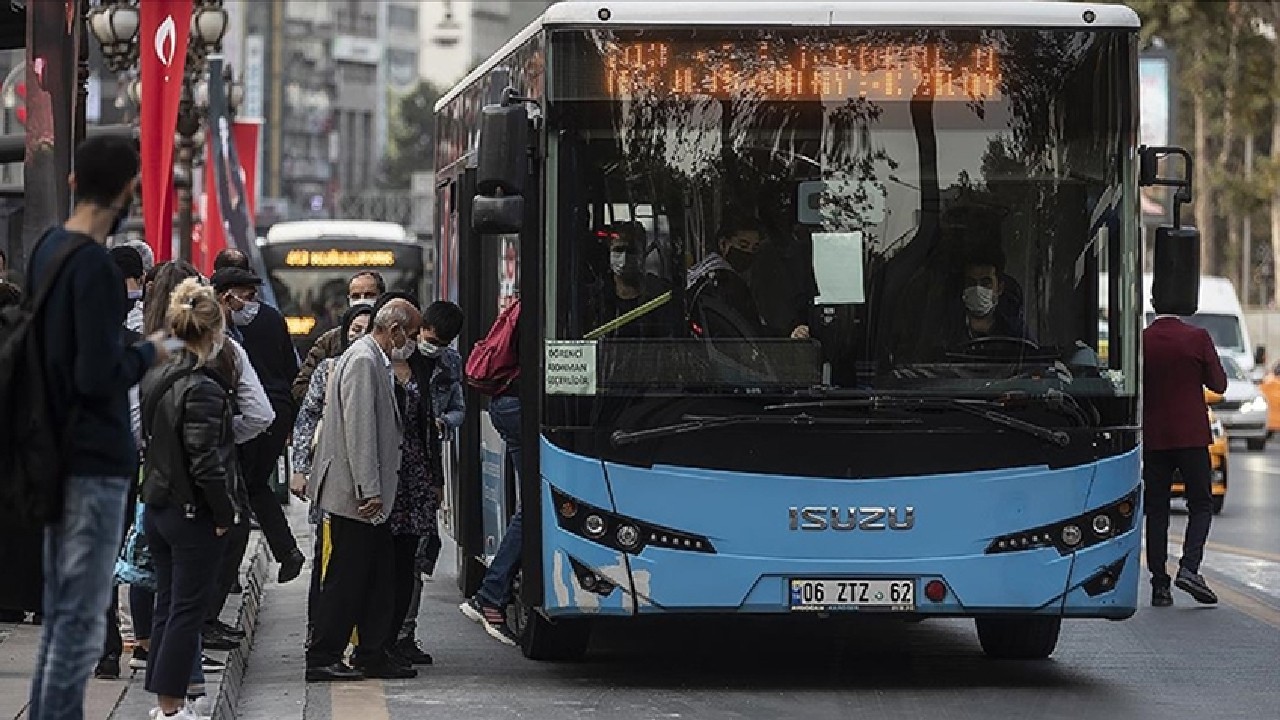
[
  {"x1": 332, "y1": 679, "x2": 390, "y2": 720},
  {"x1": 1156, "y1": 542, "x2": 1280, "y2": 629},
  {"x1": 1207, "y1": 540, "x2": 1280, "y2": 565},
  {"x1": 1208, "y1": 578, "x2": 1280, "y2": 631}
]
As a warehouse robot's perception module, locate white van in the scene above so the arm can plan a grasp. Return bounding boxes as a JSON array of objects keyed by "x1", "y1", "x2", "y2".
[{"x1": 1140, "y1": 274, "x2": 1257, "y2": 375}]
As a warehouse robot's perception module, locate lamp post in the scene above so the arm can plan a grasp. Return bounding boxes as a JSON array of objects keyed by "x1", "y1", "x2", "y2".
[{"x1": 87, "y1": 0, "x2": 229, "y2": 261}]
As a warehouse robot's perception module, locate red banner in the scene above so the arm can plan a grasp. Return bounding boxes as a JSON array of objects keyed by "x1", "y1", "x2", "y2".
[
  {"x1": 138, "y1": 1, "x2": 193, "y2": 264},
  {"x1": 201, "y1": 119, "x2": 261, "y2": 276}
]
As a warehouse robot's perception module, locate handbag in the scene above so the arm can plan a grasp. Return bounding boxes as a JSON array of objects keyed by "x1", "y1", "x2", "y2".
[{"x1": 114, "y1": 501, "x2": 155, "y2": 590}]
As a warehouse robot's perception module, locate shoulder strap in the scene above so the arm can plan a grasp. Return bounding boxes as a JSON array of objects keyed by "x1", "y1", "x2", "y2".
[
  {"x1": 26, "y1": 229, "x2": 94, "y2": 313},
  {"x1": 142, "y1": 368, "x2": 197, "y2": 441}
]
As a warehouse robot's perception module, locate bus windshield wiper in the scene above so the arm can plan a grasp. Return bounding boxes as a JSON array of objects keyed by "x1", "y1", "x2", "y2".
[
  {"x1": 765, "y1": 395, "x2": 1072, "y2": 448},
  {"x1": 609, "y1": 413, "x2": 920, "y2": 447}
]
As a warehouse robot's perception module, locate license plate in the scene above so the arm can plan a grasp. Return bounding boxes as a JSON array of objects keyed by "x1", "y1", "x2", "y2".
[{"x1": 789, "y1": 579, "x2": 915, "y2": 612}]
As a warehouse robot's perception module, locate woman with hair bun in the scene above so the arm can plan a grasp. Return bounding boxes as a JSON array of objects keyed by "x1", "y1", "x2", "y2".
[{"x1": 139, "y1": 278, "x2": 241, "y2": 720}]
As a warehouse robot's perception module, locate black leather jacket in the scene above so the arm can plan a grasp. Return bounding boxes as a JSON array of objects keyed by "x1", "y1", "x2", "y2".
[{"x1": 139, "y1": 354, "x2": 241, "y2": 527}]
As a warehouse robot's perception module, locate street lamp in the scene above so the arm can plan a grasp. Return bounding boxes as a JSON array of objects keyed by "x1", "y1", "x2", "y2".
[{"x1": 87, "y1": 0, "x2": 230, "y2": 261}]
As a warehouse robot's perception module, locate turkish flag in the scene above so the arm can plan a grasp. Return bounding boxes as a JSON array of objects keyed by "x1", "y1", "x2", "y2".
[{"x1": 138, "y1": 1, "x2": 193, "y2": 264}]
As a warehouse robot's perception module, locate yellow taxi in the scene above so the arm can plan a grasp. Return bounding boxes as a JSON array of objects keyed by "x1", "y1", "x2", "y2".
[
  {"x1": 1173, "y1": 406, "x2": 1227, "y2": 515},
  {"x1": 1258, "y1": 362, "x2": 1280, "y2": 436}
]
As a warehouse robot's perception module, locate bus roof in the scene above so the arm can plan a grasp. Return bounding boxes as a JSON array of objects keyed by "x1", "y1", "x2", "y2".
[
  {"x1": 435, "y1": 1, "x2": 1140, "y2": 112},
  {"x1": 263, "y1": 220, "x2": 414, "y2": 245}
]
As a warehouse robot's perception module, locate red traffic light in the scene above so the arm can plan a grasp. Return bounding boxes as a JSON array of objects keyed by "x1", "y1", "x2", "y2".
[{"x1": 13, "y1": 80, "x2": 25, "y2": 126}]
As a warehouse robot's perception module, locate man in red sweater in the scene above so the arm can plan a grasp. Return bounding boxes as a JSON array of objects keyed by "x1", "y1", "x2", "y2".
[{"x1": 1143, "y1": 310, "x2": 1228, "y2": 606}]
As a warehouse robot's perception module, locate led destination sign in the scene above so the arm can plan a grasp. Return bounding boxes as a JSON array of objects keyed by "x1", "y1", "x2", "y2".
[
  {"x1": 284, "y1": 249, "x2": 398, "y2": 268},
  {"x1": 604, "y1": 42, "x2": 1002, "y2": 101}
]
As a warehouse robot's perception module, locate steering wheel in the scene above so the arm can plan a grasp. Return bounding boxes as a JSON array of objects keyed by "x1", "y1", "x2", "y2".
[{"x1": 958, "y1": 335, "x2": 1042, "y2": 356}]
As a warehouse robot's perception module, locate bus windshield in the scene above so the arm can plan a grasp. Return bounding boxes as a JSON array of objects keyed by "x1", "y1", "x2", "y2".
[{"x1": 547, "y1": 27, "x2": 1137, "y2": 400}]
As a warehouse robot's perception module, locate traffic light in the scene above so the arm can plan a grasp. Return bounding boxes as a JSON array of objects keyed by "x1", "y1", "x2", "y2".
[{"x1": 13, "y1": 79, "x2": 25, "y2": 126}]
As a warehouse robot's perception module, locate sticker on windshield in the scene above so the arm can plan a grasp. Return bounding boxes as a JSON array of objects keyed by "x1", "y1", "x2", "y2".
[
  {"x1": 545, "y1": 341, "x2": 598, "y2": 395},
  {"x1": 812, "y1": 232, "x2": 865, "y2": 305}
]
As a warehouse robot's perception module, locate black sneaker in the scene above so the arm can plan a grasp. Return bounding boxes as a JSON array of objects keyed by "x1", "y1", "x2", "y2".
[
  {"x1": 94, "y1": 655, "x2": 120, "y2": 680},
  {"x1": 278, "y1": 548, "x2": 306, "y2": 584},
  {"x1": 201, "y1": 624, "x2": 242, "y2": 651},
  {"x1": 1175, "y1": 568, "x2": 1219, "y2": 605},
  {"x1": 208, "y1": 619, "x2": 246, "y2": 640},
  {"x1": 128, "y1": 646, "x2": 148, "y2": 670},
  {"x1": 459, "y1": 597, "x2": 518, "y2": 647},
  {"x1": 305, "y1": 662, "x2": 364, "y2": 683},
  {"x1": 1152, "y1": 585, "x2": 1173, "y2": 607},
  {"x1": 392, "y1": 637, "x2": 434, "y2": 665},
  {"x1": 201, "y1": 654, "x2": 226, "y2": 674},
  {"x1": 360, "y1": 660, "x2": 417, "y2": 680}
]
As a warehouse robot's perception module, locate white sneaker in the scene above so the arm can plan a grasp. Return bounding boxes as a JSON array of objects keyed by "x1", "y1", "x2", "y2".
[
  {"x1": 148, "y1": 707, "x2": 198, "y2": 720},
  {"x1": 186, "y1": 696, "x2": 213, "y2": 720}
]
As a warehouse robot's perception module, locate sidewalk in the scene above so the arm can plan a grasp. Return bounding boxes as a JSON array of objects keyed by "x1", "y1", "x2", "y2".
[{"x1": 0, "y1": 506, "x2": 286, "y2": 720}]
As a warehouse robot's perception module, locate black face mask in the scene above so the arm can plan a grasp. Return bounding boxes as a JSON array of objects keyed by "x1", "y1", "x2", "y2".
[
  {"x1": 109, "y1": 198, "x2": 132, "y2": 237},
  {"x1": 725, "y1": 247, "x2": 757, "y2": 273}
]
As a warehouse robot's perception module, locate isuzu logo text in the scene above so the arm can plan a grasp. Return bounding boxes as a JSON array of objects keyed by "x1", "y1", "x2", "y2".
[{"x1": 788, "y1": 506, "x2": 915, "y2": 531}]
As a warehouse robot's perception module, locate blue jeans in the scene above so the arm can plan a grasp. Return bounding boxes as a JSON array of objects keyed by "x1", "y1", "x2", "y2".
[
  {"x1": 477, "y1": 395, "x2": 522, "y2": 608},
  {"x1": 28, "y1": 475, "x2": 131, "y2": 720}
]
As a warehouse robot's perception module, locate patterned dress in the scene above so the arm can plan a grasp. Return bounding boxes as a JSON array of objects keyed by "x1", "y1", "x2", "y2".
[{"x1": 389, "y1": 378, "x2": 442, "y2": 538}]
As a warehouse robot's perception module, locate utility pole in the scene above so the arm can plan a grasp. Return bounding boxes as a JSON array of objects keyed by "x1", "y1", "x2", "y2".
[{"x1": 1243, "y1": 133, "x2": 1254, "y2": 305}]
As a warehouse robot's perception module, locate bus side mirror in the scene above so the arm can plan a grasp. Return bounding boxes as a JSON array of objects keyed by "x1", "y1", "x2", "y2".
[
  {"x1": 1141, "y1": 145, "x2": 1200, "y2": 316},
  {"x1": 1151, "y1": 226, "x2": 1199, "y2": 316},
  {"x1": 472, "y1": 90, "x2": 531, "y2": 235}
]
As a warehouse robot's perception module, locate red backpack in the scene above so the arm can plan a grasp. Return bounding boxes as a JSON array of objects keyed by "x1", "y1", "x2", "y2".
[{"x1": 465, "y1": 298, "x2": 521, "y2": 395}]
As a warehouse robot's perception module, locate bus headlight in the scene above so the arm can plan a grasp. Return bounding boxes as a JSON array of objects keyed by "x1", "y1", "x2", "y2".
[
  {"x1": 986, "y1": 490, "x2": 1139, "y2": 556},
  {"x1": 551, "y1": 487, "x2": 716, "y2": 555}
]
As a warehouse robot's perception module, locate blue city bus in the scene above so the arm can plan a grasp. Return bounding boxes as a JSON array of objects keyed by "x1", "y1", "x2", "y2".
[{"x1": 434, "y1": 1, "x2": 1199, "y2": 661}]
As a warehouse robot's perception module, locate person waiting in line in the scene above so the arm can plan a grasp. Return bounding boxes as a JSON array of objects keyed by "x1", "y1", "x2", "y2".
[
  {"x1": 293, "y1": 270, "x2": 387, "y2": 402},
  {"x1": 110, "y1": 244, "x2": 147, "y2": 334},
  {"x1": 290, "y1": 303, "x2": 375, "y2": 644},
  {"x1": 139, "y1": 278, "x2": 240, "y2": 720},
  {"x1": 396, "y1": 301, "x2": 467, "y2": 663},
  {"x1": 210, "y1": 266, "x2": 306, "y2": 590},
  {"x1": 305, "y1": 299, "x2": 422, "y2": 682}
]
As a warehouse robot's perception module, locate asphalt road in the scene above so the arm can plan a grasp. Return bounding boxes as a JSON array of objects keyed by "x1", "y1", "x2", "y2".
[{"x1": 237, "y1": 449, "x2": 1280, "y2": 720}]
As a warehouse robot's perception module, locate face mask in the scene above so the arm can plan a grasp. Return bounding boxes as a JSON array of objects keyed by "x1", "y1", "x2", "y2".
[
  {"x1": 388, "y1": 328, "x2": 415, "y2": 361},
  {"x1": 109, "y1": 199, "x2": 132, "y2": 237},
  {"x1": 963, "y1": 285, "x2": 997, "y2": 318},
  {"x1": 725, "y1": 247, "x2": 756, "y2": 273},
  {"x1": 350, "y1": 297, "x2": 376, "y2": 308},
  {"x1": 127, "y1": 289, "x2": 143, "y2": 301},
  {"x1": 231, "y1": 300, "x2": 260, "y2": 327},
  {"x1": 418, "y1": 340, "x2": 444, "y2": 359}
]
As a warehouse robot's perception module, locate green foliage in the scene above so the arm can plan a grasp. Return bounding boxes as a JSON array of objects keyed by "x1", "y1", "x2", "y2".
[{"x1": 380, "y1": 81, "x2": 444, "y2": 190}]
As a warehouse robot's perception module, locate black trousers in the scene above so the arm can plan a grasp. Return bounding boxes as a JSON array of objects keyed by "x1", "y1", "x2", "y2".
[
  {"x1": 239, "y1": 409, "x2": 298, "y2": 559},
  {"x1": 389, "y1": 534, "x2": 421, "y2": 647},
  {"x1": 1144, "y1": 446, "x2": 1214, "y2": 583},
  {"x1": 205, "y1": 520, "x2": 250, "y2": 624},
  {"x1": 144, "y1": 505, "x2": 226, "y2": 699},
  {"x1": 306, "y1": 515, "x2": 395, "y2": 668}
]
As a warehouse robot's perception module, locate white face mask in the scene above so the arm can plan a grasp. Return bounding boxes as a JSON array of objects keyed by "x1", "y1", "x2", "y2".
[
  {"x1": 350, "y1": 297, "x2": 376, "y2": 308},
  {"x1": 231, "y1": 300, "x2": 260, "y2": 327},
  {"x1": 389, "y1": 329, "x2": 415, "y2": 360},
  {"x1": 963, "y1": 285, "x2": 997, "y2": 318},
  {"x1": 610, "y1": 251, "x2": 628, "y2": 275},
  {"x1": 418, "y1": 340, "x2": 444, "y2": 359}
]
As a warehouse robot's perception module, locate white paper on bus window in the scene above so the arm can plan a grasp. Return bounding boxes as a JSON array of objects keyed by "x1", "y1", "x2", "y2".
[
  {"x1": 811, "y1": 232, "x2": 865, "y2": 305},
  {"x1": 545, "y1": 341, "x2": 598, "y2": 395}
]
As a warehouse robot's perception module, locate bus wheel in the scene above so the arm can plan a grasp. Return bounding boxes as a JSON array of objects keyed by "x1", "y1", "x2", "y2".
[
  {"x1": 456, "y1": 545, "x2": 485, "y2": 598},
  {"x1": 975, "y1": 616, "x2": 1061, "y2": 659},
  {"x1": 519, "y1": 610, "x2": 591, "y2": 661}
]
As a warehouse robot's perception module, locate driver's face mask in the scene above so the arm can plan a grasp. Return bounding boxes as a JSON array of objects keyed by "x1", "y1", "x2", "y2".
[{"x1": 963, "y1": 285, "x2": 997, "y2": 318}]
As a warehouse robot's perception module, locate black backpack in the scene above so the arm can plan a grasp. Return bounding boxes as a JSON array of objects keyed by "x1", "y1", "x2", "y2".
[{"x1": 0, "y1": 231, "x2": 94, "y2": 528}]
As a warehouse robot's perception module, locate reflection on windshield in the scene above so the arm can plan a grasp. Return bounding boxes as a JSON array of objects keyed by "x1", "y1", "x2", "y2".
[{"x1": 550, "y1": 27, "x2": 1137, "y2": 397}]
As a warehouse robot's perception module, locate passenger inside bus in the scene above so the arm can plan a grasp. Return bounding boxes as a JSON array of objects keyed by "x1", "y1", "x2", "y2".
[{"x1": 585, "y1": 221, "x2": 675, "y2": 338}]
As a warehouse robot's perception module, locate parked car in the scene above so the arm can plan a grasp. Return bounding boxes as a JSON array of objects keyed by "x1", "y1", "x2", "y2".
[
  {"x1": 1206, "y1": 354, "x2": 1269, "y2": 451},
  {"x1": 1173, "y1": 407, "x2": 1227, "y2": 515},
  {"x1": 1257, "y1": 360, "x2": 1280, "y2": 437}
]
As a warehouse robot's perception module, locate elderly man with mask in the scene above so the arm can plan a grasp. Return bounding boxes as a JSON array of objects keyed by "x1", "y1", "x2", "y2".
[{"x1": 305, "y1": 299, "x2": 422, "y2": 682}]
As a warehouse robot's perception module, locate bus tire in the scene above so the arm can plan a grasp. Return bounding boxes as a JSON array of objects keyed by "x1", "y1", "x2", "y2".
[
  {"x1": 975, "y1": 616, "x2": 1061, "y2": 660},
  {"x1": 456, "y1": 546, "x2": 485, "y2": 598},
  {"x1": 520, "y1": 610, "x2": 591, "y2": 662}
]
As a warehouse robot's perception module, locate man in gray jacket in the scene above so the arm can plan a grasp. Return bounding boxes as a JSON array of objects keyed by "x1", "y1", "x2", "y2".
[{"x1": 304, "y1": 299, "x2": 421, "y2": 682}]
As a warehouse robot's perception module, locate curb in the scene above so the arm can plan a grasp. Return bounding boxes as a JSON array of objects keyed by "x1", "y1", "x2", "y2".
[{"x1": 211, "y1": 533, "x2": 271, "y2": 720}]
